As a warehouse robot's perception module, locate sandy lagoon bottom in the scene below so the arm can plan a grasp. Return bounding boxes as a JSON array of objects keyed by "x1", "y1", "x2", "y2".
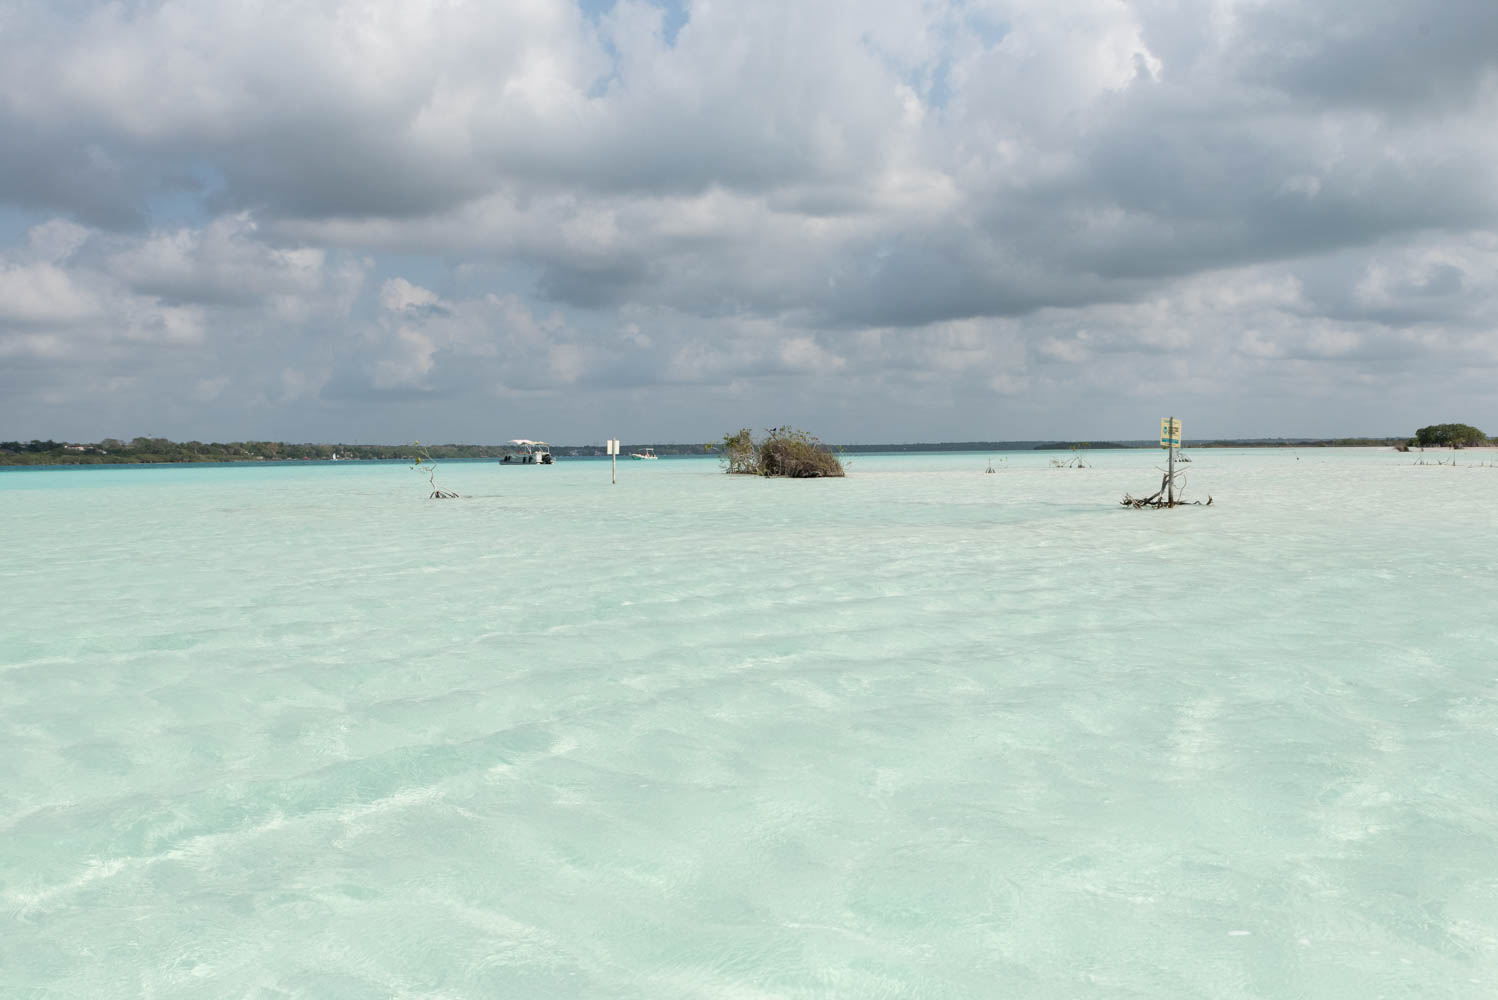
[{"x1": 2, "y1": 449, "x2": 1496, "y2": 998}]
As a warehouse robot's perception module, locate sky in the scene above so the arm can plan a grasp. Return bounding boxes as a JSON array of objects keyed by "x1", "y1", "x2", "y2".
[{"x1": 1, "y1": 0, "x2": 1496, "y2": 445}]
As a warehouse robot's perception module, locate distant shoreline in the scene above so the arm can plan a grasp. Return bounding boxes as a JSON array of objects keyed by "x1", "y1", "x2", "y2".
[{"x1": 1, "y1": 436, "x2": 1421, "y2": 467}]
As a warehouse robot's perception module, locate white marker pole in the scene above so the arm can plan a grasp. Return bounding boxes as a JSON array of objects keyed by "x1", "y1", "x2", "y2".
[
  {"x1": 607, "y1": 439, "x2": 619, "y2": 484},
  {"x1": 1167, "y1": 417, "x2": 1175, "y2": 507}
]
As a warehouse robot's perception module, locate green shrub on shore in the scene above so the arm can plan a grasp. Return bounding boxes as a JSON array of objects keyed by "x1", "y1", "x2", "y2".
[{"x1": 720, "y1": 427, "x2": 845, "y2": 478}]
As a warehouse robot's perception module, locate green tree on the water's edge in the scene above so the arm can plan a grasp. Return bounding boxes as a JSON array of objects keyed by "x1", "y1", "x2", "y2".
[
  {"x1": 720, "y1": 428, "x2": 757, "y2": 474},
  {"x1": 720, "y1": 427, "x2": 845, "y2": 478},
  {"x1": 1413, "y1": 423, "x2": 1487, "y2": 448}
]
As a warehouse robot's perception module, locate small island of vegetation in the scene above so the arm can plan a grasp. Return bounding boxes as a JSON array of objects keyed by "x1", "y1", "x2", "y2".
[
  {"x1": 720, "y1": 427, "x2": 845, "y2": 478},
  {"x1": 1409, "y1": 423, "x2": 1486, "y2": 449}
]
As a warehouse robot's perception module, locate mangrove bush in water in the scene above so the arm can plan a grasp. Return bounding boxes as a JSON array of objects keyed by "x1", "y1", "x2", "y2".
[
  {"x1": 720, "y1": 427, "x2": 845, "y2": 478},
  {"x1": 1412, "y1": 423, "x2": 1487, "y2": 449}
]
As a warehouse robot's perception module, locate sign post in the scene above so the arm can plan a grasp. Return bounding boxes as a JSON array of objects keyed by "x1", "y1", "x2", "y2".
[
  {"x1": 606, "y1": 439, "x2": 619, "y2": 483},
  {"x1": 1160, "y1": 417, "x2": 1181, "y2": 506}
]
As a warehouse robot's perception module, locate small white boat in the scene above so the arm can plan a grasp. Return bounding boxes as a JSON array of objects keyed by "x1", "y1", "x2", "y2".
[
  {"x1": 629, "y1": 447, "x2": 658, "y2": 460},
  {"x1": 500, "y1": 439, "x2": 553, "y2": 464}
]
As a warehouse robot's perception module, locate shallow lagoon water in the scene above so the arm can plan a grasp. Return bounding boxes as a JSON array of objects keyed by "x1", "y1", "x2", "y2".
[{"x1": 3, "y1": 449, "x2": 1497, "y2": 998}]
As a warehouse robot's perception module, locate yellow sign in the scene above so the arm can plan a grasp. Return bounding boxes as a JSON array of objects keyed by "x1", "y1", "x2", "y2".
[{"x1": 1160, "y1": 417, "x2": 1181, "y2": 448}]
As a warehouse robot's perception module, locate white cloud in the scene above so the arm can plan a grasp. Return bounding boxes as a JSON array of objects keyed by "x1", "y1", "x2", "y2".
[
  {"x1": 379, "y1": 277, "x2": 442, "y2": 313},
  {"x1": 0, "y1": 261, "x2": 101, "y2": 327},
  {"x1": 25, "y1": 219, "x2": 91, "y2": 263}
]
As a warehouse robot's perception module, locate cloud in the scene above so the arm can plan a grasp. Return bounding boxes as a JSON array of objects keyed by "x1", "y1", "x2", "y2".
[
  {"x1": 0, "y1": 215, "x2": 368, "y2": 429},
  {"x1": 105, "y1": 214, "x2": 335, "y2": 309},
  {"x1": 0, "y1": 260, "x2": 102, "y2": 328},
  {"x1": 0, "y1": 0, "x2": 1495, "y2": 442}
]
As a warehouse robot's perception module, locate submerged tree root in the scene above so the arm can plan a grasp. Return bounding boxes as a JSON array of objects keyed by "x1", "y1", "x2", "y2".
[
  {"x1": 1121, "y1": 471, "x2": 1211, "y2": 508},
  {"x1": 430, "y1": 488, "x2": 459, "y2": 499},
  {"x1": 1121, "y1": 493, "x2": 1211, "y2": 508}
]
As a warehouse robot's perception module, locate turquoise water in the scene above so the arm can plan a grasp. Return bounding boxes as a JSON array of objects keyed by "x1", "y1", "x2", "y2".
[{"x1": 3, "y1": 450, "x2": 1496, "y2": 998}]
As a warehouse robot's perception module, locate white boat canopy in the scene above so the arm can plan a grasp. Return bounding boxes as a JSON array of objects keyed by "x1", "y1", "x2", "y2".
[{"x1": 508, "y1": 439, "x2": 548, "y2": 446}]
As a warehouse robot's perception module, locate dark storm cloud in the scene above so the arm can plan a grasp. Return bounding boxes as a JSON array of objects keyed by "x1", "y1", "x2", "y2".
[
  {"x1": 536, "y1": 256, "x2": 656, "y2": 308},
  {"x1": 0, "y1": 119, "x2": 150, "y2": 230},
  {"x1": 1232, "y1": 0, "x2": 1498, "y2": 110}
]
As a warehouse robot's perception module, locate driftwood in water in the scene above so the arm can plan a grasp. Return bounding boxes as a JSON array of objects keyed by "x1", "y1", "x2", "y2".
[
  {"x1": 1051, "y1": 443, "x2": 1090, "y2": 469},
  {"x1": 411, "y1": 441, "x2": 460, "y2": 499},
  {"x1": 1121, "y1": 471, "x2": 1211, "y2": 508}
]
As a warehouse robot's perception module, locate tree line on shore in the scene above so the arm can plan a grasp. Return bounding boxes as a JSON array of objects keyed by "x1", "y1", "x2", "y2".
[
  {"x1": 0, "y1": 438, "x2": 728, "y2": 465},
  {"x1": 0, "y1": 438, "x2": 519, "y2": 465},
  {"x1": 2, "y1": 423, "x2": 1485, "y2": 466}
]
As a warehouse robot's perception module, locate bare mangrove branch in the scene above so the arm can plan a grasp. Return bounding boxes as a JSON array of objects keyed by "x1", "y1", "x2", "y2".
[{"x1": 410, "y1": 440, "x2": 459, "y2": 499}]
